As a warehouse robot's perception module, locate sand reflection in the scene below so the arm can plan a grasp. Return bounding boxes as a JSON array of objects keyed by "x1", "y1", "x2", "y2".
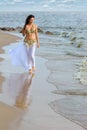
[
  {"x1": 0, "y1": 72, "x2": 34, "y2": 109},
  {"x1": 15, "y1": 73, "x2": 34, "y2": 109}
]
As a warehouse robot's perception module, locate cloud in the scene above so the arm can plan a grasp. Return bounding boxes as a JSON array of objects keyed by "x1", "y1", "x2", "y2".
[
  {"x1": 13, "y1": 0, "x2": 23, "y2": 2},
  {"x1": 62, "y1": 0, "x2": 76, "y2": 3},
  {"x1": 25, "y1": 1, "x2": 35, "y2": 4},
  {"x1": 41, "y1": 0, "x2": 56, "y2": 5},
  {"x1": 0, "y1": 0, "x2": 35, "y2": 5},
  {"x1": 49, "y1": 0, "x2": 56, "y2": 3},
  {"x1": 0, "y1": 0, "x2": 23, "y2": 4},
  {"x1": 0, "y1": 0, "x2": 86, "y2": 11},
  {"x1": 43, "y1": 4, "x2": 49, "y2": 7}
]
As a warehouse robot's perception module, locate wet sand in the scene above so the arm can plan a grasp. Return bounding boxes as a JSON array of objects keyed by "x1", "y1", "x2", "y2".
[
  {"x1": 0, "y1": 30, "x2": 84, "y2": 130},
  {"x1": 36, "y1": 43, "x2": 87, "y2": 129},
  {"x1": 0, "y1": 30, "x2": 21, "y2": 59}
]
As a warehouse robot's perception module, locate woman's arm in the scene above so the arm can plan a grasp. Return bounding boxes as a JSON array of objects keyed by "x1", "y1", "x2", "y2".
[
  {"x1": 35, "y1": 25, "x2": 40, "y2": 48},
  {"x1": 22, "y1": 28, "x2": 26, "y2": 36},
  {"x1": 22, "y1": 25, "x2": 26, "y2": 36}
]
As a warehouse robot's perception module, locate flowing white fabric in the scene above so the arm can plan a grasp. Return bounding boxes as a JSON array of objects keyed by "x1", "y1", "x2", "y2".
[{"x1": 9, "y1": 42, "x2": 36, "y2": 70}]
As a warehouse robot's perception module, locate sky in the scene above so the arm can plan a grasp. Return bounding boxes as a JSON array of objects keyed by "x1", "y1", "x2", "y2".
[{"x1": 0, "y1": 0, "x2": 87, "y2": 12}]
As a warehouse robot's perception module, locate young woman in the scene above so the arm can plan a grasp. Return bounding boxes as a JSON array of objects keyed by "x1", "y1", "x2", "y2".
[
  {"x1": 22, "y1": 15, "x2": 40, "y2": 73},
  {"x1": 9, "y1": 15, "x2": 40, "y2": 74}
]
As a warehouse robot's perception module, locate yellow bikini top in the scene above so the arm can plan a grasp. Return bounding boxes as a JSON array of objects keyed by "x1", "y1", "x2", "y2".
[{"x1": 26, "y1": 25, "x2": 36, "y2": 34}]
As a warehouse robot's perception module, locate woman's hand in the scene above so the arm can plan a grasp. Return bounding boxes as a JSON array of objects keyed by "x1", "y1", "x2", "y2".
[{"x1": 37, "y1": 43, "x2": 40, "y2": 48}]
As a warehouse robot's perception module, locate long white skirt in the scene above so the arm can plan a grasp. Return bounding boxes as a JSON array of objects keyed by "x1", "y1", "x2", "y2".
[{"x1": 9, "y1": 42, "x2": 36, "y2": 71}]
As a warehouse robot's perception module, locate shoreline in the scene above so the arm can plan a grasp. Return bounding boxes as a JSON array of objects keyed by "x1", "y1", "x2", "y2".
[
  {"x1": 0, "y1": 30, "x2": 21, "y2": 61},
  {"x1": 0, "y1": 30, "x2": 24, "y2": 130},
  {"x1": 37, "y1": 46, "x2": 87, "y2": 129},
  {"x1": 0, "y1": 31, "x2": 85, "y2": 130}
]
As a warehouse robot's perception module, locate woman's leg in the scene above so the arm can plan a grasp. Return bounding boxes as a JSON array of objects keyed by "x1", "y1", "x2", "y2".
[
  {"x1": 28, "y1": 45, "x2": 36, "y2": 70},
  {"x1": 31, "y1": 45, "x2": 36, "y2": 68},
  {"x1": 25, "y1": 45, "x2": 32, "y2": 70}
]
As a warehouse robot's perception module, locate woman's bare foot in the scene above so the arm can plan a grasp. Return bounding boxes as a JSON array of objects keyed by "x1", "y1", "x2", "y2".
[
  {"x1": 29, "y1": 69, "x2": 32, "y2": 74},
  {"x1": 32, "y1": 66, "x2": 36, "y2": 71}
]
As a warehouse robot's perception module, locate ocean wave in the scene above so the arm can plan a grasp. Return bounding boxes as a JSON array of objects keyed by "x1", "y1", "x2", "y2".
[
  {"x1": 49, "y1": 96, "x2": 87, "y2": 130},
  {"x1": 75, "y1": 57, "x2": 87, "y2": 85},
  {"x1": 66, "y1": 51, "x2": 87, "y2": 57}
]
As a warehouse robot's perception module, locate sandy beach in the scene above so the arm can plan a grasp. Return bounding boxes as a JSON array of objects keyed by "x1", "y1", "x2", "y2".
[{"x1": 0, "y1": 30, "x2": 85, "y2": 130}]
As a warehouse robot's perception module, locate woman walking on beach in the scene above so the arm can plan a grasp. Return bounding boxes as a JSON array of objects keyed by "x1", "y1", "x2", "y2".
[
  {"x1": 22, "y1": 15, "x2": 40, "y2": 73},
  {"x1": 9, "y1": 14, "x2": 40, "y2": 73}
]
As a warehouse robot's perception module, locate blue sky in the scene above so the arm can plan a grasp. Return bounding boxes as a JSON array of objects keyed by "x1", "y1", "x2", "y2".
[{"x1": 0, "y1": 0, "x2": 87, "y2": 11}]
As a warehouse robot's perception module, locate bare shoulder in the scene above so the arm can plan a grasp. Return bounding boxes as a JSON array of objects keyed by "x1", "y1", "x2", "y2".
[
  {"x1": 33, "y1": 24, "x2": 38, "y2": 29},
  {"x1": 25, "y1": 25, "x2": 29, "y2": 29}
]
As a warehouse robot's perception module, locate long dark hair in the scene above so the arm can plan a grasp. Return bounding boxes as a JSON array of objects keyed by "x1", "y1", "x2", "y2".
[{"x1": 23, "y1": 14, "x2": 35, "y2": 30}]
